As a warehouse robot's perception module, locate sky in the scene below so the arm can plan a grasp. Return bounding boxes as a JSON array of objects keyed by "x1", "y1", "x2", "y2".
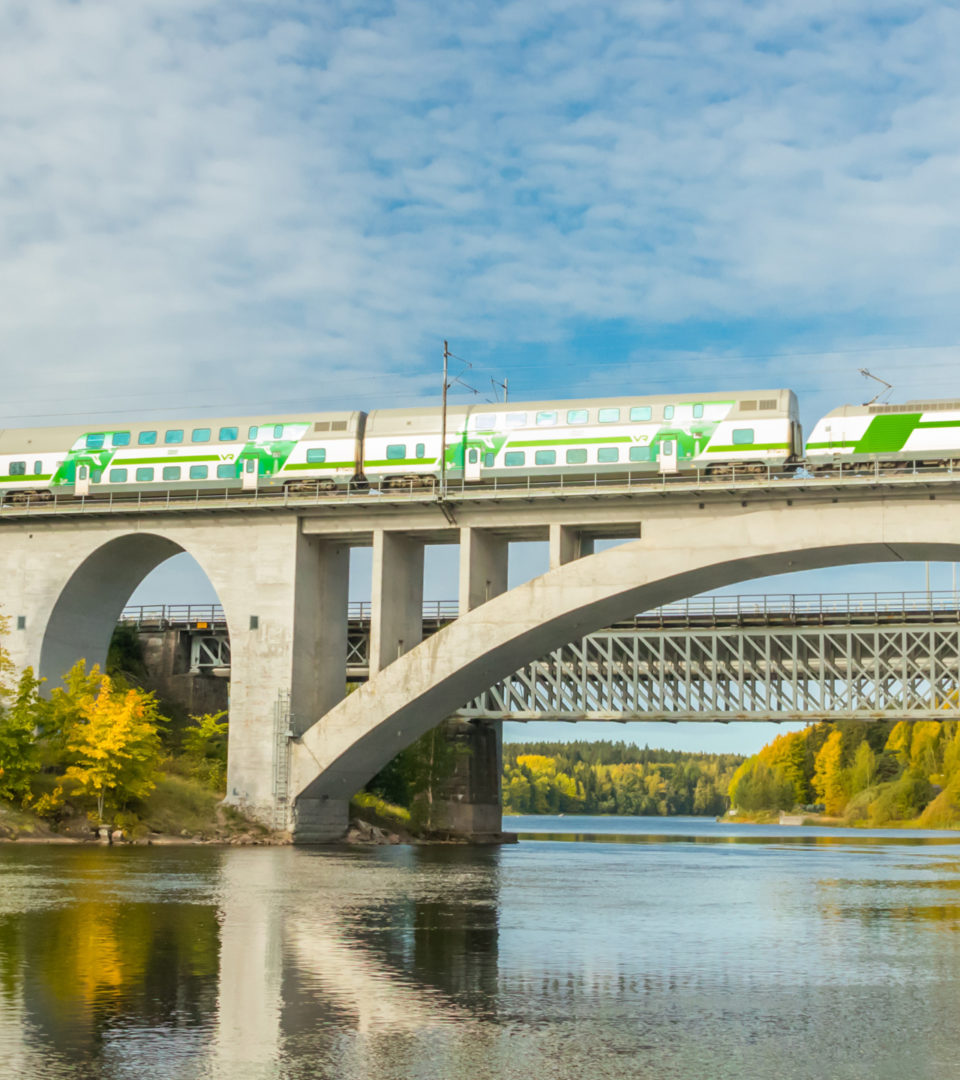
[{"x1": 5, "y1": 0, "x2": 960, "y2": 754}]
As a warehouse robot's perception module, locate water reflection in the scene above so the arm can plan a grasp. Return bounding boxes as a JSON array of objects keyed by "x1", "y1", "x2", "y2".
[{"x1": 3, "y1": 826, "x2": 960, "y2": 1079}]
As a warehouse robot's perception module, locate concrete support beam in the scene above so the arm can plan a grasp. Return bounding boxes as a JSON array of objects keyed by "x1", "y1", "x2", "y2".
[
  {"x1": 432, "y1": 719, "x2": 503, "y2": 837},
  {"x1": 369, "y1": 530, "x2": 425, "y2": 674},
  {"x1": 549, "y1": 524, "x2": 595, "y2": 569},
  {"x1": 290, "y1": 538, "x2": 350, "y2": 733},
  {"x1": 458, "y1": 528, "x2": 509, "y2": 613}
]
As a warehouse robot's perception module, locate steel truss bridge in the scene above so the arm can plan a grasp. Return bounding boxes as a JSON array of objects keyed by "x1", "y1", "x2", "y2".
[{"x1": 120, "y1": 591, "x2": 960, "y2": 722}]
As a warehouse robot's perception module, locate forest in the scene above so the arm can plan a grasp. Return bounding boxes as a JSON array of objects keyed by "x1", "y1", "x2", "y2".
[
  {"x1": 501, "y1": 741, "x2": 743, "y2": 816},
  {"x1": 728, "y1": 719, "x2": 960, "y2": 826}
]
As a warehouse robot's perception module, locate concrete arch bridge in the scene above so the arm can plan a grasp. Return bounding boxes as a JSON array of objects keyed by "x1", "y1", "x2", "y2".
[{"x1": 1, "y1": 480, "x2": 958, "y2": 840}]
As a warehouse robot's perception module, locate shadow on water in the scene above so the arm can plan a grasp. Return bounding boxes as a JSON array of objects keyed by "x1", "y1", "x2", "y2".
[{"x1": 515, "y1": 830, "x2": 960, "y2": 846}]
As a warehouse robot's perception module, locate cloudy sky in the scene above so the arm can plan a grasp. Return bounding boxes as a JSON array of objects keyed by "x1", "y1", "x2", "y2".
[{"x1": 4, "y1": 1, "x2": 960, "y2": 751}]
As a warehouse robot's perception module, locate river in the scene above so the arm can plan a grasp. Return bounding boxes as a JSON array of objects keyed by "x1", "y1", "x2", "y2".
[{"x1": 2, "y1": 817, "x2": 960, "y2": 1079}]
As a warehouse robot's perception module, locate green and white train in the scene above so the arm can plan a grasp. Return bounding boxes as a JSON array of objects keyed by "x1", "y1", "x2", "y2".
[
  {"x1": 0, "y1": 390, "x2": 799, "y2": 500},
  {"x1": 1, "y1": 388, "x2": 955, "y2": 501}
]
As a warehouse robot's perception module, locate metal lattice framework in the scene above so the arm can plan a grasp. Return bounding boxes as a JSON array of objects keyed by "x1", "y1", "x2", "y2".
[{"x1": 459, "y1": 624, "x2": 960, "y2": 721}]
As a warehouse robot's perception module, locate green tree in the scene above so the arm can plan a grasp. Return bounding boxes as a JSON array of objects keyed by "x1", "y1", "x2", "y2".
[
  {"x1": 0, "y1": 669, "x2": 46, "y2": 805},
  {"x1": 181, "y1": 711, "x2": 228, "y2": 790},
  {"x1": 849, "y1": 740, "x2": 877, "y2": 795}
]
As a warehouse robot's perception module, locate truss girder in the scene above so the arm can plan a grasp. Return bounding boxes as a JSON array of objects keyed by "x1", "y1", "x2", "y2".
[{"x1": 458, "y1": 623, "x2": 960, "y2": 721}]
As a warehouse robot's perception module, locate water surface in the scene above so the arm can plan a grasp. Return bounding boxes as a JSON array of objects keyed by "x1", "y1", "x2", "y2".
[{"x1": 2, "y1": 818, "x2": 960, "y2": 1079}]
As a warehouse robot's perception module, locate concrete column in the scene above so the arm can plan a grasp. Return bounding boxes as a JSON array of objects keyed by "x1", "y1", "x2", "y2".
[
  {"x1": 369, "y1": 530, "x2": 425, "y2": 674},
  {"x1": 290, "y1": 537, "x2": 350, "y2": 734},
  {"x1": 458, "y1": 527, "x2": 508, "y2": 613},
  {"x1": 224, "y1": 527, "x2": 350, "y2": 827},
  {"x1": 432, "y1": 719, "x2": 503, "y2": 838},
  {"x1": 549, "y1": 523, "x2": 595, "y2": 569}
]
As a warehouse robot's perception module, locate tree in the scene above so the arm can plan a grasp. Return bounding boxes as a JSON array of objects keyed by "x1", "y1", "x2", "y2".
[
  {"x1": 813, "y1": 730, "x2": 849, "y2": 816},
  {"x1": 181, "y1": 711, "x2": 228, "y2": 790},
  {"x1": 61, "y1": 674, "x2": 165, "y2": 823},
  {"x1": 0, "y1": 669, "x2": 46, "y2": 805},
  {"x1": 849, "y1": 739, "x2": 877, "y2": 795},
  {"x1": 0, "y1": 610, "x2": 15, "y2": 706}
]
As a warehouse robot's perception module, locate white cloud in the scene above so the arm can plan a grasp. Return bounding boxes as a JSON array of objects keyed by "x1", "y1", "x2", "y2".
[{"x1": 2, "y1": 0, "x2": 960, "y2": 424}]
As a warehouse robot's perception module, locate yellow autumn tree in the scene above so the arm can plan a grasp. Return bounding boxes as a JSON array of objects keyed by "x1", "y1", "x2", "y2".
[
  {"x1": 61, "y1": 674, "x2": 165, "y2": 824},
  {"x1": 812, "y1": 729, "x2": 848, "y2": 816},
  {"x1": 0, "y1": 609, "x2": 15, "y2": 705}
]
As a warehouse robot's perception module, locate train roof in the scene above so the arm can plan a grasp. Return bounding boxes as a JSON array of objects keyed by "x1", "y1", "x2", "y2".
[
  {"x1": 0, "y1": 410, "x2": 364, "y2": 453},
  {"x1": 814, "y1": 398, "x2": 960, "y2": 420},
  {"x1": 367, "y1": 389, "x2": 797, "y2": 433}
]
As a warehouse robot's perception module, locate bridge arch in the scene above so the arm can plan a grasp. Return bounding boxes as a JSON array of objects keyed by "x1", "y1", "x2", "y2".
[
  {"x1": 38, "y1": 533, "x2": 194, "y2": 686},
  {"x1": 291, "y1": 497, "x2": 960, "y2": 834}
]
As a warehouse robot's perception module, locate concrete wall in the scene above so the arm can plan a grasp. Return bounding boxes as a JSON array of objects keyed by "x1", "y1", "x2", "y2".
[{"x1": 138, "y1": 629, "x2": 229, "y2": 717}]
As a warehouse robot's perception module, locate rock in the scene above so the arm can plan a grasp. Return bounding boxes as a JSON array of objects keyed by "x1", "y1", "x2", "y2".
[{"x1": 111, "y1": 830, "x2": 124, "y2": 844}]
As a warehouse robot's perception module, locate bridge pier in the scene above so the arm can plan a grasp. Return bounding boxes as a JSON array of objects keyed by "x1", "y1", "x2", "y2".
[
  {"x1": 431, "y1": 718, "x2": 503, "y2": 838},
  {"x1": 369, "y1": 530, "x2": 425, "y2": 673}
]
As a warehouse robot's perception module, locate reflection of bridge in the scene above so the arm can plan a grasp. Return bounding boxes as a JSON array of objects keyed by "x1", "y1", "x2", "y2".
[{"x1": 121, "y1": 591, "x2": 960, "y2": 721}]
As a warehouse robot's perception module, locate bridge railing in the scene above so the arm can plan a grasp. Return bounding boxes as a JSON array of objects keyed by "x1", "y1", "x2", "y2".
[
  {"x1": 7, "y1": 457, "x2": 960, "y2": 516},
  {"x1": 119, "y1": 590, "x2": 960, "y2": 633}
]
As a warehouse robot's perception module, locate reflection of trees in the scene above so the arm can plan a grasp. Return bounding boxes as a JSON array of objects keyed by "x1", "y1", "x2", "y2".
[{"x1": 0, "y1": 849, "x2": 220, "y2": 1058}]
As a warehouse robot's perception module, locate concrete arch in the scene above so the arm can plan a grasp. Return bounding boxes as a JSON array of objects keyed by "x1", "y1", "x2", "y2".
[
  {"x1": 38, "y1": 533, "x2": 187, "y2": 685},
  {"x1": 292, "y1": 497, "x2": 960, "y2": 827}
]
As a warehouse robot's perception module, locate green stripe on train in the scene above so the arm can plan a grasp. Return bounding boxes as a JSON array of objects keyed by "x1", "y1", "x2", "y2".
[
  {"x1": 854, "y1": 414, "x2": 920, "y2": 454},
  {"x1": 282, "y1": 461, "x2": 356, "y2": 471},
  {"x1": 706, "y1": 443, "x2": 790, "y2": 452},
  {"x1": 0, "y1": 474, "x2": 52, "y2": 482}
]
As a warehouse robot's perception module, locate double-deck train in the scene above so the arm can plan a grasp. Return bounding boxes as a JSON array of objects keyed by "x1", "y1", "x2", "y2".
[{"x1": 0, "y1": 389, "x2": 958, "y2": 501}]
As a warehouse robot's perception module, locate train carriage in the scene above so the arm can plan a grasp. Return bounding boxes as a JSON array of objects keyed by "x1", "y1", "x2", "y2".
[
  {"x1": 805, "y1": 400, "x2": 960, "y2": 468},
  {"x1": 364, "y1": 390, "x2": 800, "y2": 487},
  {"x1": 0, "y1": 412, "x2": 364, "y2": 501}
]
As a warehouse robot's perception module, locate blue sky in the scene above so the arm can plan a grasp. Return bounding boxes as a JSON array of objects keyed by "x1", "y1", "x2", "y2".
[{"x1": 4, "y1": 0, "x2": 960, "y2": 753}]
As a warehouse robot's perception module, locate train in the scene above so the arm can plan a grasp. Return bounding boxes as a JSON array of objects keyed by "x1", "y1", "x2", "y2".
[{"x1": 0, "y1": 389, "x2": 958, "y2": 501}]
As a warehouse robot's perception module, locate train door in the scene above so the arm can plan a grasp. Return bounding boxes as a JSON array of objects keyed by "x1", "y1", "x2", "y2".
[
  {"x1": 465, "y1": 447, "x2": 482, "y2": 482},
  {"x1": 659, "y1": 440, "x2": 678, "y2": 474},
  {"x1": 76, "y1": 465, "x2": 90, "y2": 496},
  {"x1": 242, "y1": 458, "x2": 258, "y2": 490}
]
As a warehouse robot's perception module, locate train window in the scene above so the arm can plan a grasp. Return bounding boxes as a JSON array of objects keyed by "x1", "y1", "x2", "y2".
[
  {"x1": 109, "y1": 468, "x2": 127, "y2": 483},
  {"x1": 506, "y1": 413, "x2": 528, "y2": 427},
  {"x1": 165, "y1": 429, "x2": 184, "y2": 444},
  {"x1": 630, "y1": 406, "x2": 652, "y2": 421},
  {"x1": 535, "y1": 449, "x2": 557, "y2": 465},
  {"x1": 598, "y1": 447, "x2": 619, "y2": 462},
  {"x1": 112, "y1": 432, "x2": 130, "y2": 447},
  {"x1": 162, "y1": 466, "x2": 181, "y2": 481},
  {"x1": 9, "y1": 461, "x2": 25, "y2": 475},
  {"x1": 629, "y1": 446, "x2": 652, "y2": 462},
  {"x1": 536, "y1": 411, "x2": 557, "y2": 426},
  {"x1": 217, "y1": 464, "x2": 236, "y2": 479},
  {"x1": 598, "y1": 408, "x2": 620, "y2": 423},
  {"x1": 693, "y1": 404, "x2": 704, "y2": 418},
  {"x1": 273, "y1": 424, "x2": 284, "y2": 439},
  {"x1": 415, "y1": 443, "x2": 426, "y2": 458},
  {"x1": 136, "y1": 467, "x2": 154, "y2": 482},
  {"x1": 732, "y1": 428, "x2": 754, "y2": 445},
  {"x1": 473, "y1": 413, "x2": 496, "y2": 429},
  {"x1": 566, "y1": 409, "x2": 588, "y2": 425},
  {"x1": 85, "y1": 433, "x2": 105, "y2": 449},
  {"x1": 220, "y1": 427, "x2": 239, "y2": 441},
  {"x1": 504, "y1": 451, "x2": 525, "y2": 467},
  {"x1": 306, "y1": 448, "x2": 327, "y2": 463},
  {"x1": 189, "y1": 465, "x2": 208, "y2": 480},
  {"x1": 138, "y1": 431, "x2": 157, "y2": 445},
  {"x1": 91, "y1": 469, "x2": 102, "y2": 484},
  {"x1": 663, "y1": 405, "x2": 675, "y2": 420},
  {"x1": 565, "y1": 448, "x2": 587, "y2": 464},
  {"x1": 248, "y1": 426, "x2": 259, "y2": 439},
  {"x1": 192, "y1": 428, "x2": 211, "y2": 443},
  {"x1": 386, "y1": 444, "x2": 406, "y2": 460},
  {"x1": 33, "y1": 460, "x2": 43, "y2": 475},
  {"x1": 483, "y1": 452, "x2": 495, "y2": 467}
]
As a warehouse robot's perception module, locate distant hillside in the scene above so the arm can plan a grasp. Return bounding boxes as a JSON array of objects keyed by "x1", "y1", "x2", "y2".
[{"x1": 503, "y1": 741, "x2": 744, "y2": 816}]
